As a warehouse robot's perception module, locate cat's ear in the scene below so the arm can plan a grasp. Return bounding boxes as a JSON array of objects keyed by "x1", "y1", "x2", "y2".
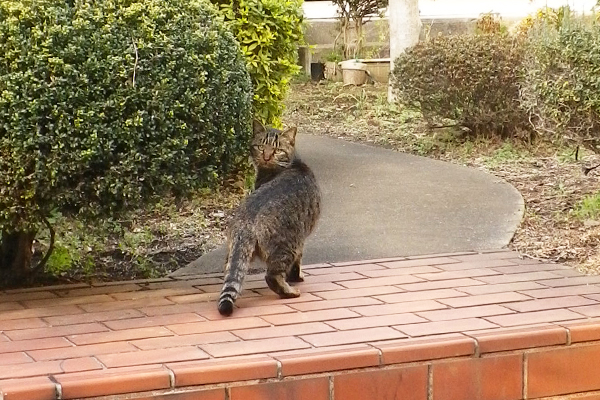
[
  {"x1": 282, "y1": 126, "x2": 297, "y2": 146},
  {"x1": 252, "y1": 119, "x2": 265, "y2": 134}
]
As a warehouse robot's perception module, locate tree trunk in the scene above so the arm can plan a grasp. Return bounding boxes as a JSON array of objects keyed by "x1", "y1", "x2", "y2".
[
  {"x1": 388, "y1": 0, "x2": 422, "y2": 101},
  {"x1": 0, "y1": 230, "x2": 36, "y2": 286}
]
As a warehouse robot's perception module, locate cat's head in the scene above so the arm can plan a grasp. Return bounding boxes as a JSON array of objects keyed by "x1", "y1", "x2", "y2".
[{"x1": 250, "y1": 120, "x2": 297, "y2": 169}]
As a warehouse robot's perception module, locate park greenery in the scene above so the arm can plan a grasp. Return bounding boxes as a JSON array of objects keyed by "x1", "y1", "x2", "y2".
[{"x1": 4, "y1": 1, "x2": 600, "y2": 287}]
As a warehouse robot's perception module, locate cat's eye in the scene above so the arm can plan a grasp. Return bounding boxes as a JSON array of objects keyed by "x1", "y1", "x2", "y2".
[{"x1": 253, "y1": 145, "x2": 264, "y2": 151}]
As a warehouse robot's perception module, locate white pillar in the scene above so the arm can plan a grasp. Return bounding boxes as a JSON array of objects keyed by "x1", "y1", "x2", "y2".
[{"x1": 388, "y1": 0, "x2": 421, "y2": 101}]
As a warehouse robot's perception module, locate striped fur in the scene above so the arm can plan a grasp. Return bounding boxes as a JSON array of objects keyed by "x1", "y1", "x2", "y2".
[{"x1": 218, "y1": 122, "x2": 321, "y2": 316}]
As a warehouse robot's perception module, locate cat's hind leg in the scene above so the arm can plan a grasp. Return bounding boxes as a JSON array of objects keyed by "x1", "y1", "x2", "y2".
[
  {"x1": 265, "y1": 252, "x2": 301, "y2": 298},
  {"x1": 286, "y1": 252, "x2": 304, "y2": 283}
]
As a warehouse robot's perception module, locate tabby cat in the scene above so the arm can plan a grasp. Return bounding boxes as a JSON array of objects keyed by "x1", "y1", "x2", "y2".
[{"x1": 217, "y1": 121, "x2": 321, "y2": 316}]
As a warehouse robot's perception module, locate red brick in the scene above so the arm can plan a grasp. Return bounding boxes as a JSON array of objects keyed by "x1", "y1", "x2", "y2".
[
  {"x1": 434, "y1": 259, "x2": 518, "y2": 271},
  {"x1": 139, "y1": 303, "x2": 209, "y2": 317},
  {"x1": 520, "y1": 285, "x2": 600, "y2": 298},
  {"x1": 504, "y1": 295, "x2": 597, "y2": 312},
  {"x1": 131, "y1": 332, "x2": 238, "y2": 350},
  {"x1": 408, "y1": 251, "x2": 480, "y2": 259},
  {"x1": 0, "y1": 377, "x2": 57, "y2": 400},
  {"x1": 362, "y1": 265, "x2": 443, "y2": 277},
  {"x1": 571, "y1": 304, "x2": 600, "y2": 317},
  {"x1": 527, "y1": 343, "x2": 600, "y2": 397},
  {"x1": 60, "y1": 357, "x2": 104, "y2": 373},
  {"x1": 79, "y1": 297, "x2": 173, "y2": 312},
  {"x1": 486, "y1": 309, "x2": 584, "y2": 327},
  {"x1": 274, "y1": 345, "x2": 380, "y2": 376},
  {"x1": 563, "y1": 320, "x2": 600, "y2": 343},
  {"x1": 302, "y1": 271, "x2": 367, "y2": 283},
  {"x1": 169, "y1": 355, "x2": 277, "y2": 386},
  {"x1": 469, "y1": 325, "x2": 568, "y2": 353},
  {"x1": 398, "y1": 278, "x2": 486, "y2": 292},
  {"x1": 141, "y1": 276, "x2": 222, "y2": 289},
  {"x1": 396, "y1": 318, "x2": 498, "y2": 337},
  {"x1": 103, "y1": 312, "x2": 205, "y2": 330},
  {"x1": 0, "y1": 318, "x2": 48, "y2": 331},
  {"x1": 68, "y1": 326, "x2": 174, "y2": 345},
  {"x1": 447, "y1": 253, "x2": 516, "y2": 263},
  {"x1": 290, "y1": 282, "x2": 346, "y2": 292},
  {"x1": 327, "y1": 313, "x2": 426, "y2": 330},
  {"x1": 492, "y1": 263, "x2": 573, "y2": 274},
  {"x1": 0, "y1": 360, "x2": 62, "y2": 380},
  {"x1": 235, "y1": 293, "x2": 323, "y2": 307},
  {"x1": 339, "y1": 275, "x2": 423, "y2": 289},
  {"x1": 331, "y1": 258, "x2": 404, "y2": 267},
  {"x1": 55, "y1": 365, "x2": 171, "y2": 399},
  {"x1": 300, "y1": 326, "x2": 404, "y2": 347},
  {"x1": 230, "y1": 377, "x2": 329, "y2": 400},
  {"x1": 0, "y1": 352, "x2": 32, "y2": 366},
  {"x1": 289, "y1": 296, "x2": 382, "y2": 312},
  {"x1": 167, "y1": 317, "x2": 270, "y2": 335},
  {"x1": 0, "y1": 306, "x2": 84, "y2": 321},
  {"x1": 4, "y1": 322, "x2": 108, "y2": 341},
  {"x1": 43, "y1": 309, "x2": 144, "y2": 326},
  {"x1": 307, "y1": 263, "x2": 385, "y2": 275},
  {"x1": 334, "y1": 365, "x2": 428, "y2": 400},
  {"x1": 553, "y1": 269, "x2": 587, "y2": 277},
  {"x1": 302, "y1": 262, "x2": 335, "y2": 269},
  {"x1": 97, "y1": 346, "x2": 209, "y2": 368},
  {"x1": 233, "y1": 322, "x2": 335, "y2": 340},
  {"x1": 111, "y1": 287, "x2": 202, "y2": 301},
  {"x1": 255, "y1": 282, "x2": 344, "y2": 294},
  {"x1": 28, "y1": 341, "x2": 137, "y2": 361},
  {"x1": 22, "y1": 294, "x2": 114, "y2": 308},
  {"x1": 585, "y1": 294, "x2": 600, "y2": 301},
  {"x1": 313, "y1": 285, "x2": 404, "y2": 300},
  {"x1": 201, "y1": 336, "x2": 310, "y2": 358},
  {"x1": 197, "y1": 304, "x2": 296, "y2": 320},
  {"x1": 0, "y1": 303, "x2": 24, "y2": 312},
  {"x1": 0, "y1": 337, "x2": 72, "y2": 354},
  {"x1": 56, "y1": 283, "x2": 142, "y2": 297},
  {"x1": 138, "y1": 388, "x2": 226, "y2": 400},
  {"x1": 261, "y1": 308, "x2": 360, "y2": 325},
  {"x1": 538, "y1": 275, "x2": 600, "y2": 287},
  {"x1": 374, "y1": 289, "x2": 467, "y2": 304},
  {"x1": 381, "y1": 257, "x2": 460, "y2": 269},
  {"x1": 458, "y1": 281, "x2": 545, "y2": 295},
  {"x1": 350, "y1": 300, "x2": 447, "y2": 317},
  {"x1": 416, "y1": 268, "x2": 501, "y2": 281},
  {"x1": 167, "y1": 292, "x2": 220, "y2": 304},
  {"x1": 433, "y1": 354, "x2": 523, "y2": 400},
  {"x1": 439, "y1": 292, "x2": 531, "y2": 308},
  {"x1": 416, "y1": 305, "x2": 514, "y2": 321},
  {"x1": 0, "y1": 291, "x2": 58, "y2": 302},
  {"x1": 374, "y1": 335, "x2": 476, "y2": 365}
]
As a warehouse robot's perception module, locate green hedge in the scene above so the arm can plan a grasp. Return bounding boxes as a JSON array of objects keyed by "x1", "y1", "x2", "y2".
[
  {"x1": 520, "y1": 18, "x2": 600, "y2": 152},
  {"x1": 0, "y1": 0, "x2": 253, "y2": 233},
  {"x1": 391, "y1": 33, "x2": 529, "y2": 137},
  {"x1": 214, "y1": 0, "x2": 304, "y2": 126}
]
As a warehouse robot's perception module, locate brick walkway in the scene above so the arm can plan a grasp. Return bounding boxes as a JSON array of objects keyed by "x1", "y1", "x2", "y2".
[{"x1": 2, "y1": 249, "x2": 600, "y2": 399}]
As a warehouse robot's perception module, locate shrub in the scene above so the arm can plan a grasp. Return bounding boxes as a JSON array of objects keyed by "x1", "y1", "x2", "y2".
[
  {"x1": 391, "y1": 33, "x2": 529, "y2": 137},
  {"x1": 214, "y1": 0, "x2": 304, "y2": 126},
  {"x1": 520, "y1": 17, "x2": 600, "y2": 152},
  {"x1": 0, "y1": 0, "x2": 252, "y2": 284}
]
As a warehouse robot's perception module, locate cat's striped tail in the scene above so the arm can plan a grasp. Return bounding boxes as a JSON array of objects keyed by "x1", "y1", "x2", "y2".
[{"x1": 218, "y1": 231, "x2": 255, "y2": 316}]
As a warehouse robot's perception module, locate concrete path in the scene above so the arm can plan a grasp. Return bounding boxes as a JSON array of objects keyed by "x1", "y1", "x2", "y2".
[{"x1": 171, "y1": 134, "x2": 523, "y2": 276}]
